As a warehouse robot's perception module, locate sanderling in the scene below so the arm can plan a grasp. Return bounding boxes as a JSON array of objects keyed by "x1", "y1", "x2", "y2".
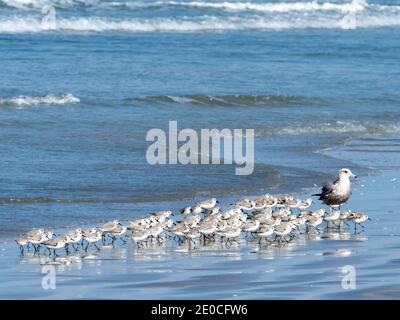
[
  {"x1": 251, "y1": 209, "x2": 272, "y2": 222},
  {"x1": 253, "y1": 197, "x2": 267, "y2": 210},
  {"x1": 99, "y1": 220, "x2": 119, "y2": 233},
  {"x1": 274, "y1": 222, "x2": 293, "y2": 240},
  {"x1": 99, "y1": 219, "x2": 120, "y2": 244},
  {"x1": 305, "y1": 216, "x2": 324, "y2": 233},
  {"x1": 284, "y1": 196, "x2": 301, "y2": 208},
  {"x1": 205, "y1": 207, "x2": 220, "y2": 215},
  {"x1": 324, "y1": 210, "x2": 341, "y2": 228},
  {"x1": 128, "y1": 218, "x2": 148, "y2": 231},
  {"x1": 255, "y1": 225, "x2": 274, "y2": 243},
  {"x1": 263, "y1": 194, "x2": 278, "y2": 208},
  {"x1": 180, "y1": 206, "x2": 192, "y2": 215},
  {"x1": 183, "y1": 214, "x2": 202, "y2": 227},
  {"x1": 171, "y1": 223, "x2": 190, "y2": 243},
  {"x1": 190, "y1": 205, "x2": 203, "y2": 215},
  {"x1": 233, "y1": 199, "x2": 255, "y2": 211},
  {"x1": 108, "y1": 225, "x2": 128, "y2": 245},
  {"x1": 27, "y1": 230, "x2": 50, "y2": 253},
  {"x1": 82, "y1": 228, "x2": 102, "y2": 251},
  {"x1": 300, "y1": 209, "x2": 325, "y2": 218},
  {"x1": 149, "y1": 224, "x2": 165, "y2": 243},
  {"x1": 226, "y1": 217, "x2": 243, "y2": 228},
  {"x1": 16, "y1": 229, "x2": 44, "y2": 253},
  {"x1": 313, "y1": 168, "x2": 357, "y2": 210},
  {"x1": 298, "y1": 198, "x2": 313, "y2": 210},
  {"x1": 272, "y1": 208, "x2": 291, "y2": 219},
  {"x1": 152, "y1": 211, "x2": 173, "y2": 222},
  {"x1": 199, "y1": 222, "x2": 217, "y2": 241},
  {"x1": 44, "y1": 238, "x2": 67, "y2": 256},
  {"x1": 197, "y1": 198, "x2": 219, "y2": 209},
  {"x1": 15, "y1": 234, "x2": 29, "y2": 254},
  {"x1": 185, "y1": 228, "x2": 201, "y2": 247},
  {"x1": 242, "y1": 220, "x2": 260, "y2": 234},
  {"x1": 131, "y1": 229, "x2": 150, "y2": 247},
  {"x1": 221, "y1": 208, "x2": 240, "y2": 220},
  {"x1": 63, "y1": 228, "x2": 82, "y2": 252},
  {"x1": 349, "y1": 211, "x2": 370, "y2": 231},
  {"x1": 218, "y1": 227, "x2": 241, "y2": 246}
]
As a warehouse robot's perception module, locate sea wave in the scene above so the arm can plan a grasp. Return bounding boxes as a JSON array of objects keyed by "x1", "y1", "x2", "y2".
[
  {"x1": 269, "y1": 120, "x2": 400, "y2": 136},
  {"x1": 1, "y1": 12, "x2": 400, "y2": 33},
  {"x1": 0, "y1": 0, "x2": 379, "y2": 12},
  {"x1": 134, "y1": 94, "x2": 325, "y2": 106},
  {"x1": 107, "y1": 0, "x2": 369, "y2": 13},
  {"x1": 1, "y1": 0, "x2": 400, "y2": 32},
  {"x1": 0, "y1": 93, "x2": 80, "y2": 106}
]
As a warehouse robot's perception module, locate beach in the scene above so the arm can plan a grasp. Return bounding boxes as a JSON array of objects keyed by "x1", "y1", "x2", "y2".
[
  {"x1": 1, "y1": 0, "x2": 400, "y2": 299},
  {"x1": 1, "y1": 133, "x2": 400, "y2": 299}
]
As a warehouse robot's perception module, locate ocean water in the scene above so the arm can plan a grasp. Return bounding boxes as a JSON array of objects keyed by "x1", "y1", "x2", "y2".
[{"x1": 0, "y1": 0, "x2": 400, "y2": 241}]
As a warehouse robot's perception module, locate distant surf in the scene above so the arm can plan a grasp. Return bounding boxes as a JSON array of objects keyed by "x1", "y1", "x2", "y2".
[
  {"x1": 1, "y1": 0, "x2": 400, "y2": 33},
  {"x1": 0, "y1": 93, "x2": 80, "y2": 107},
  {"x1": 133, "y1": 94, "x2": 326, "y2": 106}
]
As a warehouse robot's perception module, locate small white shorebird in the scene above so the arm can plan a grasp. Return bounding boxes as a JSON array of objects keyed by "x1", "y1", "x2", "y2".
[
  {"x1": 108, "y1": 225, "x2": 128, "y2": 245},
  {"x1": 197, "y1": 198, "x2": 219, "y2": 209},
  {"x1": 324, "y1": 210, "x2": 341, "y2": 228},
  {"x1": 28, "y1": 230, "x2": 51, "y2": 253},
  {"x1": 131, "y1": 229, "x2": 150, "y2": 247},
  {"x1": 180, "y1": 206, "x2": 192, "y2": 215},
  {"x1": 313, "y1": 168, "x2": 357, "y2": 210},
  {"x1": 44, "y1": 238, "x2": 67, "y2": 256},
  {"x1": 16, "y1": 229, "x2": 44, "y2": 254},
  {"x1": 99, "y1": 220, "x2": 120, "y2": 244},
  {"x1": 63, "y1": 228, "x2": 82, "y2": 252},
  {"x1": 15, "y1": 234, "x2": 29, "y2": 254},
  {"x1": 82, "y1": 228, "x2": 102, "y2": 252},
  {"x1": 349, "y1": 211, "x2": 371, "y2": 231}
]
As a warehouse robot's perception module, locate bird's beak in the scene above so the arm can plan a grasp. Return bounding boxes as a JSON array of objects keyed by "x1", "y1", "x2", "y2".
[{"x1": 353, "y1": 175, "x2": 358, "y2": 179}]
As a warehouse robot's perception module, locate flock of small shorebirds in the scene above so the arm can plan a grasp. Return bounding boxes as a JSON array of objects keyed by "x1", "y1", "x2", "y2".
[{"x1": 15, "y1": 194, "x2": 370, "y2": 257}]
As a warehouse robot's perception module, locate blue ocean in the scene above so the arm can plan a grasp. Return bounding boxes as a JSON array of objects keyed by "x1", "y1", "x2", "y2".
[
  {"x1": 1, "y1": 0, "x2": 400, "y2": 300},
  {"x1": 1, "y1": 0, "x2": 400, "y2": 239}
]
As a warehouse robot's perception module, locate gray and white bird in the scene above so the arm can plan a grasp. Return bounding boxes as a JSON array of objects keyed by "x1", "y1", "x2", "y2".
[{"x1": 313, "y1": 168, "x2": 357, "y2": 210}]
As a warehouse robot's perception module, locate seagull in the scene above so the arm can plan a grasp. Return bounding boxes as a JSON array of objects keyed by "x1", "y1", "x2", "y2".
[{"x1": 313, "y1": 168, "x2": 357, "y2": 211}]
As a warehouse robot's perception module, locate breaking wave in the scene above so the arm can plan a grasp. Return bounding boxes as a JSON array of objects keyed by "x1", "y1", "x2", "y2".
[
  {"x1": 1, "y1": 0, "x2": 400, "y2": 33},
  {"x1": 0, "y1": 93, "x2": 80, "y2": 106},
  {"x1": 269, "y1": 120, "x2": 400, "y2": 136},
  {"x1": 134, "y1": 94, "x2": 325, "y2": 106}
]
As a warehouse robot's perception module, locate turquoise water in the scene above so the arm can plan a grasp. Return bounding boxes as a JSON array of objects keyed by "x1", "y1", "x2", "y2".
[{"x1": 1, "y1": 0, "x2": 400, "y2": 240}]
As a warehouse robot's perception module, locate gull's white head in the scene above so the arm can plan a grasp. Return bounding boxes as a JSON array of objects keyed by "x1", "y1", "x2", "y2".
[{"x1": 338, "y1": 168, "x2": 357, "y2": 179}]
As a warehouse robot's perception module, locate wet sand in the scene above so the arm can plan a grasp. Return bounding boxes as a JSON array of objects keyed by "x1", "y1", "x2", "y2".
[{"x1": 1, "y1": 134, "x2": 400, "y2": 299}]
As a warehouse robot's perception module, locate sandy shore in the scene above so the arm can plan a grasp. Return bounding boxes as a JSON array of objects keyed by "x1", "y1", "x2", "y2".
[{"x1": 1, "y1": 134, "x2": 400, "y2": 299}]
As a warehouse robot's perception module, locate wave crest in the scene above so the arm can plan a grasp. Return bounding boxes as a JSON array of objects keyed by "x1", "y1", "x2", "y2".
[
  {"x1": 134, "y1": 94, "x2": 324, "y2": 106},
  {"x1": 269, "y1": 120, "x2": 400, "y2": 136},
  {"x1": 0, "y1": 93, "x2": 80, "y2": 106},
  {"x1": 1, "y1": 0, "x2": 400, "y2": 33}
]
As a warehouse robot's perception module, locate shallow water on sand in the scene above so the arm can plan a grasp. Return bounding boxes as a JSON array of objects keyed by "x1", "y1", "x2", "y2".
[
  {"x1": 1, "y1": 0, "x2": 400, "y2": 299},
  {"x1": 1, "y1": 134, "x2": 399, "y2": 299}
]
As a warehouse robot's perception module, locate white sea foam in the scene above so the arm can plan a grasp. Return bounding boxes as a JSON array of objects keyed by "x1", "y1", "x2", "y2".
[
  {"x1": 0, "y1": 93, "x2": 80, "y2": 106},
  {"x1": 269, "y1": 121, "x2": 400, "y2": 136},
  {"x1": 1, "y1": 12, "x2": 400, "y2": 33},
  {"x1": 137, "y1": 0, "x2": 369, "y2": 13},
  {"x1": 0, "y1": 0, "x2": 370, "y2": 12},
  {"x1": 1, "y1": 0, "x2": 400, "y2": 32}
]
